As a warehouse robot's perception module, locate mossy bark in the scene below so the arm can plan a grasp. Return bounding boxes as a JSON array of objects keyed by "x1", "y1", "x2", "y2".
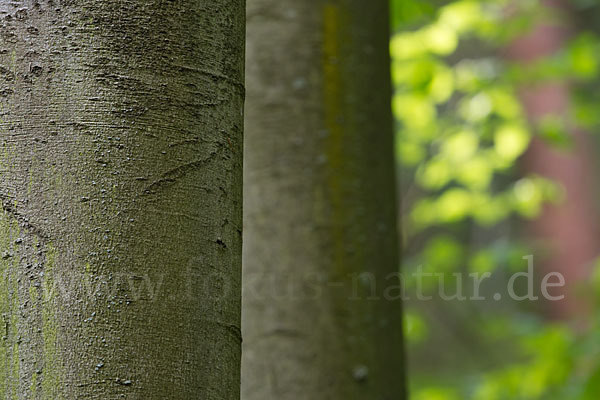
[
  {"x1": 243, "y1": 0, "x2": 405, "y2": 399},
  {"x1": 0, "y1": 1, "x2": 244, "y2": 398}
]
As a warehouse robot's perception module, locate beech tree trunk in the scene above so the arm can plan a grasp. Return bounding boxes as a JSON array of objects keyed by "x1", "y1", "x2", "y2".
[
  {"x1": 506, "y1": 0, "x2": 599, "y2": 321},
  {"x1": 0, "y1": 1, "x2": 244, "y2": 398},
  {"x1": 242, "y1": 1, "x2": 405, "y2": 399}
]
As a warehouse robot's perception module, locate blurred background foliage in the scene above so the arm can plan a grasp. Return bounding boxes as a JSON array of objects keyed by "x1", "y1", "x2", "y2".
[{"x1": 390, "y1": 0, "x2": 600, "y2": 398}]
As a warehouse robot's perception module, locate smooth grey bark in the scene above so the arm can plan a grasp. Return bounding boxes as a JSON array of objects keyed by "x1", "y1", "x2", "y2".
[
  {"x1": 0, "y1": 1, "x2": 244, "y2": 398},
  {"x1": 242, "y1": 1, "x2": 405, "y2": 399}
]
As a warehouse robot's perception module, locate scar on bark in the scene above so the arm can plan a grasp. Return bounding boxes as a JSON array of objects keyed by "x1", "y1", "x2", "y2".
[
  {"x1": 142, "y1": 157, "x2": 213, "y2": 194},
  {"x1": 172, "y1": 64, "x2": 246, "y2": 95},
  {"x1": 222, "y1": 322, "x2": 242, "y2": 344},
  {"x1": 0, "y1": 193, "x2": 49, "y2": 242}
]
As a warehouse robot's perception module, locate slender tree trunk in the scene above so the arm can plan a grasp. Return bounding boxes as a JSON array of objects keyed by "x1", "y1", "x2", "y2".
[
  {"x1": 243, "y1": 1, "x2": 405, "y2": 399},
  {"x1": 506, "y1": 0, "x2": 599, "y2": 321},
  {"x1": 0, "y1": 1, "x2": 244, "y2": 398}
]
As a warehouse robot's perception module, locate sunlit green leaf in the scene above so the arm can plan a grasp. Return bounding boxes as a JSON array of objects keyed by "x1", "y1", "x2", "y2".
[
  {"x1": 404, "y1": 311, "x2": 429, "y2": 344},
  {"x1": 413, "y1": 387, "x2": 460, "y2": 400},
  {"x1": 390, "y1": 32, "x2": 428, "y2": 60},
  {"x1": 424, "y1": 235, "x2": 464, "y2": 271},
  {"x1": 469, "y1": 249, "x2": 496, "y2": 274},
  {"x1": 456, "y1": 156, "x2": 493, "y2": 189},
  {"x1": 397, "y1": 139, "x2": 426, "y2": 166},
  {"x1": 441, "y1": 130, "x2": 479, "y2": 163},
  {"x1": 460, "y1": 92, "x2": 493, "y2": 122},
  {"x1": 438, "y1": 1, "x2": 483, "y2": 34},
  {"x1": 487, "y1": 87, "x2": 522, "y2": 119},
  {"x1": 393, "y1": 94, "x2": 436, "y2": 132},
  {"x1": 471, "y1": 192, "x2": 509, "y2": 225},
  {"x1": 423, "y1": 23, "x2": 458, "y2": 55},
  {"x1": 429, "y1": 64, "x2": 455, "y2": 102},
  {"x1": 417, "y1": 158, "x2": 452, "y2": 189},
  {"x1": 536, "y1": 114, "x2": 572, "y2": 149},
  {"x1": 568, "y1": 33, "x2": 600, "y2": 80},
  {"x1": 494, "y1": 124, "x2": 530, "y2": 161},
  {"x1": 436, "y1": 188, "x2": 472, "y2": 222}
]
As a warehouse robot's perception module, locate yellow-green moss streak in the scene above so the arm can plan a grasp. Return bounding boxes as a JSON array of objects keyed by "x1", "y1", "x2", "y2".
[
  {"x1": 10, "y1": 256, "x2": 20, "y2": 400},
  {"x1": 0, "y1": 210, "x2": 42, "y2": 399},
  {"x1": 0, "y1": 212, "x2": 9, "y2": 399},
  {"x1": 41, "y1": 245, "x2": 61, "y2": 399}
]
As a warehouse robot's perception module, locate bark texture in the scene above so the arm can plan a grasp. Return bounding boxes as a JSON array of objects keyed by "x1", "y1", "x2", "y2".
[
  {"x1": 0, "y1": 0, "x2": 244, "y2": 398},
  {"x1": 243, "y1": 1, "x2": 405, "y2": 399}
]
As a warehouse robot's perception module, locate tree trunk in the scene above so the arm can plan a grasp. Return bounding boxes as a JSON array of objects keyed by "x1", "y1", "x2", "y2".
[
  {"x1": 0, "y1": 1, "x2": 244, "y2": 398},
  {"x1": 243, "y1": 1, "x2": 405, "y2": 399},
  {"x1": 506, "y1": 0, "x2": 599, "y2": 321}
]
